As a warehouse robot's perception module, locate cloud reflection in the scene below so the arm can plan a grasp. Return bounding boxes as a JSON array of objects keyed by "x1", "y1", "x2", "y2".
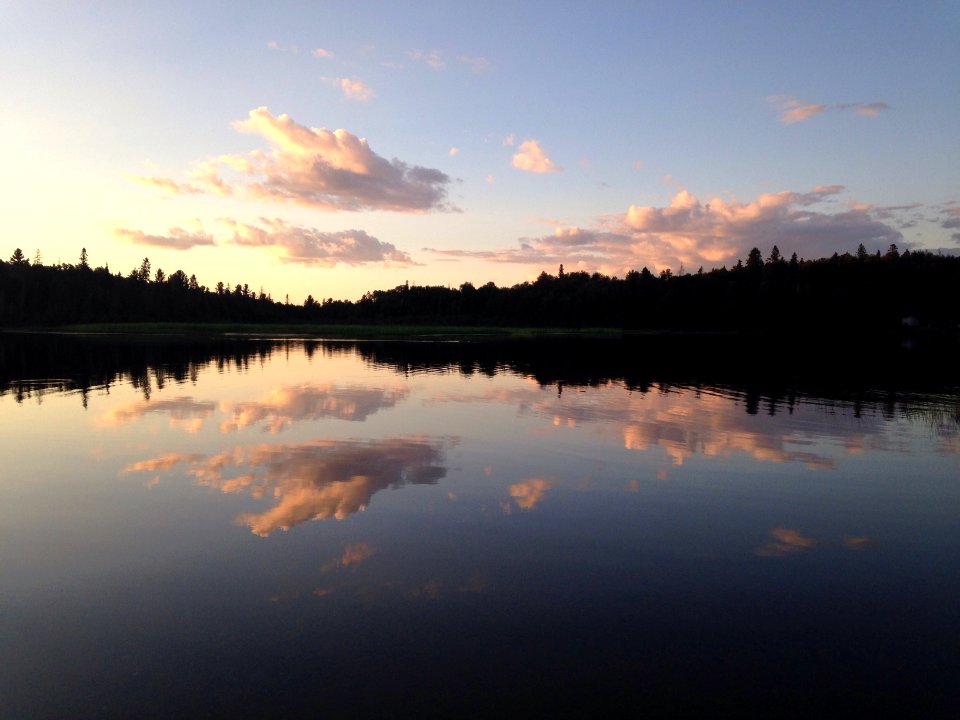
[
  {"x1": 102, "y1": 397, "x2": 216, "y2": 432},
  {"x1": 755, "y1": 527, "x2": 818, "y2": 556},
  {"x1": 123, "y1": 437, "x2": 451, "y2": 536},
  {"x1": 220, "y1": 383, "x2": 409, "y2": 432},
  {"x1": 509, "y1": 478, "x2": 555, "y2": 510}
]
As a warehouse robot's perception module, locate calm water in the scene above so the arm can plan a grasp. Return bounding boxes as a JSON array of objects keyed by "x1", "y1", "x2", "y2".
[{"x1": 1, "y1": 334, "x2": 958, "y2": 718}]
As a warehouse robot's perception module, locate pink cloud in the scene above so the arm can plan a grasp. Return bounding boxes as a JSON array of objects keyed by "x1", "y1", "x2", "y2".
[
  {"x1": 769, "y1": 95, "x2": 890, "y2": 124},
  {"x1": 512, "y1": 139, "x2": 562, "y2": 174},
  {"x1": 323, "y1": 76, "x2": 374, "y2": 101},
  {"x1": 221, "y1": 217, "x2": 414, "y2": 266},
  {"x1": 312, "y1": 47, "x2": 334, "y2": 59},
  {"x1": 424, "y1": 185, "x2": 903, "y2": 274},
  {"x1": 509, "y1": 478, "x2": 555, "y2": 510},
  {"x1": 115, "y1": 226, "x2": 216, "y2": 250},
  {"x1": 407, "y1": 49, "x2": 445, "y2": 70},
  {"x1": 125, "y1": 437, "x2": 452, "y2": 535},
  {"x1": 127, "y1": 175, "x2": 201, "y2": 195},
  {"x1": 230, "y1": 107, "x2": 453, "y2": 211}
]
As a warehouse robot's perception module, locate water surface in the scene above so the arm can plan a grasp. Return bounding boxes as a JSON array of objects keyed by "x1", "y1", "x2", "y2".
[{"x1": 1, "y1": 334, "x2": 957, "y2": 718}]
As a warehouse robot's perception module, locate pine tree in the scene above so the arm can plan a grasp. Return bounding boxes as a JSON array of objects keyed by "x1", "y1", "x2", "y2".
[{"x1": 9, "y1": 248, "x2": 27, "y2": 265}]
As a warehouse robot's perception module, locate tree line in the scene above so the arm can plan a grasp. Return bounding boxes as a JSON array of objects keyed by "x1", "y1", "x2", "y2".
[{"x1": 1, "y1": 244, "x2": 958, "y2": 332}]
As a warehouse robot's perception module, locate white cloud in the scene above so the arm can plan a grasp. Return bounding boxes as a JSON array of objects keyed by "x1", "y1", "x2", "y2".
[
  {"x1": 221, "y1": 217, "x2": 415, "y2": 266},
  {"x1": 511, "y1": 139, "x2": 562, "y2": 174},
  {"x1": 312, "y1": 47, "x2": 334, "y2": 59},
  {"x1": 114, "y1": 226, "x2": 216, "y2": 250}
]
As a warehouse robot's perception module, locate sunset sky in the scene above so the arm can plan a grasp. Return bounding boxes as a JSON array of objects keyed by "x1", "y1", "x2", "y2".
[{"x1": 2, "y1": 2, "x2": 957, "y2": 302}]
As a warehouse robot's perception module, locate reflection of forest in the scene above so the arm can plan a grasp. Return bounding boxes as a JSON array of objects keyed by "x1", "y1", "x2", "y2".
[{"x1": 1, "y1": 332, "x2": 957, "y2": 426}]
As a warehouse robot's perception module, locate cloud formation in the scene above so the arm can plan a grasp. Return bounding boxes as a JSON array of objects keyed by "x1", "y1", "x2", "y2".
[
  {"x1": 768, "y1": 95, "x2": 890, "y2": 124},
  {"x1": 220, "y1": 382, "x2": 409, "y2": 431},
  {"x1": 123, "y1": 437, "x2": 452, "y2": 535},
  {"x1": 407, "y1": 49, "x2": 445, "y2": 70},
  {"x1": 102, "y1": 397, "x2": 216, "y2": 432},
  {"x1": 509, "y1": 478, "x2": 555, "y2": 510},
  {"x1": 512, "y1": 139, "x2": 562, "y2": 174},
  {"x1": 221, "y1": 217, "x2": 414, "y2": 266},
  {"x1": 425, "y1": 185, "x2": 903, "y2": 274},
  {"x1": 127, "y1": 175, "x2": 201, "y2": 195},
  {"x1": 755, "y1": 527, "x2": 818, "y2": 557},
  {"x1": 457, "y1": 55, "x2": 490, "y2": 72},
  {"x1": 323, "y1": 76, "x2": 374, "y2": 101},
  {"x1": 131, "y1": 108, "x2": 453, "y2": 213},
  {"x1": 232, "y1": 107, "x2": 453, "y2": 211},
  {"x1": 312, "y1": 47, "x2": 334, "y2": 59},
  {"x1": 115, "y1": 227, "x2": 216, "y2": 251}
]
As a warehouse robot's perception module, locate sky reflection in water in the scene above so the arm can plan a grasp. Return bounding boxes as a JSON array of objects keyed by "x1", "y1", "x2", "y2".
[{"x1": 0, "y1": 337, "x2": 957, "y2": 718}]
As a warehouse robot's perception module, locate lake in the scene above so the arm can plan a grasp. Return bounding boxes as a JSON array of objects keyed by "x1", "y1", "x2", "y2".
[{"x1": 1, "y1": 332, "x2": 958, "y2": 718}]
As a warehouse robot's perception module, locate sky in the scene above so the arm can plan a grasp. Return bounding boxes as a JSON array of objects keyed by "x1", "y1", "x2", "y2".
[{"x1": 1, "y1": 1, "x2": 958, "y2": 303}]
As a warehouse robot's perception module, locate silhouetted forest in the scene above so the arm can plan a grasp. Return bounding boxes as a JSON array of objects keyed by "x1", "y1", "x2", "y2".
[{"x1": 2, "y1": 244, "x2": 958, "y2": 332}]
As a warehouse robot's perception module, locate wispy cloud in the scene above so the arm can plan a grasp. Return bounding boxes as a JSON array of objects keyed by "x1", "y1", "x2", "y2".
[
  {"x1": 407, "y1": 48, "x2": 445, "y2": 70},
  {"x1": 323, "y1": 76, "x2": 374, "y2": 101},
  {"x1": 424, "y1": 185, "x2": 903, "y2": 274},
  {"x1": 756, "y1": 527, "x2": 818, "y2": 557},
  {"x1": 311, "y1": 47, "x2": 334, "y2": 59},
  {"x1": 102, "y1": 397, "x2": 216, "y2": 433},
  {"x1": 836, "y1": 101, "x2": 890, "y2": 116},
  {"x1": 457, "y1": 54, "x2": 490, "y2": 72},
  {"x1": 221, "y1": 217, "x2": 415, "y2": 266},
  {"x1": 512, "y1": 139, "x2": 562, "y2": 174},
  {"x1": 114, "y1": 226, "x2": 216, "y2": 250},
  {"x1": 768, "y1": 95, "x2": 890, "y2": 124},
  {"x1": 127, "y1": 175, "x2": 201, "y2": 195}
]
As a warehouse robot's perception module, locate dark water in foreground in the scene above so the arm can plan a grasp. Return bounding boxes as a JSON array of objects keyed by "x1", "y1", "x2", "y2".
[{"x1": 1, "y1": 334, "x2": 957, "y2": 718}]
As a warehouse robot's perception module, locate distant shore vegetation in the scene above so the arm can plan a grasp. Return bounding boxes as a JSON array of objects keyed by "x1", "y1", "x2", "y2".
[{"x1": 1, "y1": 244, "x2": 958, "y2": 333}]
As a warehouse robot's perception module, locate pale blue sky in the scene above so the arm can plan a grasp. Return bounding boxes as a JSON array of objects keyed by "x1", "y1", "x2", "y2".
[{"x1": 1, "y1": 1, "x2": 957, "y2": 301}]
